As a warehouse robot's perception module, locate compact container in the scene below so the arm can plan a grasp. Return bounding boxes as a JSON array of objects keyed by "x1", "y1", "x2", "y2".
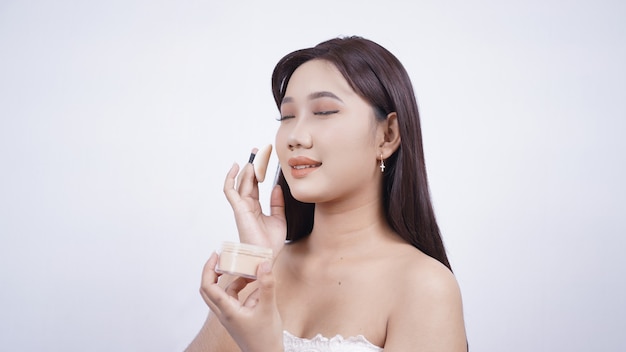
[{"x1": 216, "y1": 242, "x2": 273, "y2": 279}]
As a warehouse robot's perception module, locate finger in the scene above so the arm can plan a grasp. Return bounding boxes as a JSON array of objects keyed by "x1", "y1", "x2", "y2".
[
  {"x1": 237, "y1": 147, "x2": 256, "y2": 188},
  {"x1": 199, "y1": 253, "x2": 223, "y2": 314},
  {"x1": 201, "y1": 268, "x2": 244, "y2": 319},
  {"x1": 223, "y1": 163, "x2": 241, "y2": 207},
  {"x1": 236, "y1": 160, "x2": 259, "y2": 198},
  {"x1": 225, "y1": 276, "x2": 254, "y2": 300},
  {"x1": 200, "y1": 252, "x2": 220, "y2": 287},
  {"x1": 253, "y1": 261, "x2": 277, "y2": 313},
  {"x1": 270, "y1": 184, "x2": 286, "y2": 222},
  {"x1": 243, "y1": 287, "x2": 261, "y2": 308},
  {"x1": 203, "y1": 282, "x2": 245, "y2": 321}
]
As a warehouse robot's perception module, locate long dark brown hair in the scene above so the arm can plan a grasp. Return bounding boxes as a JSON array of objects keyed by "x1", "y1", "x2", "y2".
[{"x1": 271, "y1": 36, "x2": 451, "y2": 270}]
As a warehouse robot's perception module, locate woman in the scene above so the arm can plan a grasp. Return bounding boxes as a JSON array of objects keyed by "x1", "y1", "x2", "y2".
[{"x1": 186, "y1": 36, "x2": 467, "y2": 351}]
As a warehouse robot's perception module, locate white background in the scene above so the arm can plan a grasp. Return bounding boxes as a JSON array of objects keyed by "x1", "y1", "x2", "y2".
[{"x1": 1, "y1": 0, "x2": 625, "y2": 351}]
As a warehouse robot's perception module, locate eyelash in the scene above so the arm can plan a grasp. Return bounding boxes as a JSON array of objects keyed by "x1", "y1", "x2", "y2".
[
  {"x1": 276, "y1": 110, "x2": 339, "y2": 121},
  {"x1": 314, "y1": 110, "x2": 339, "y2": 116}
]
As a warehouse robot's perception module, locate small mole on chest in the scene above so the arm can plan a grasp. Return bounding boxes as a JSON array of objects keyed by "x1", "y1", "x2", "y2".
[{"x1": 338, "y1": 257, "x2": 344, "y2": 286}]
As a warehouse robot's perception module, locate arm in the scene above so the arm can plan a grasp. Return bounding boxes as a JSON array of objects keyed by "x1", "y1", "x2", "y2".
[
  {"x1": 186, "y1": 153, "x2": 287, "y2": 351},
  {"x1": 185, "y1": 271, "x2": 252, "y2": 352},
  {"x1": 384, "y1": 261, "x2": 467, "y2": 351},
  {"x1": 184, "y1": 311, "x2": 239, "y2": 352},
  {"x1": 188, "y1": 253, "x2": 284, "y2": 352}
]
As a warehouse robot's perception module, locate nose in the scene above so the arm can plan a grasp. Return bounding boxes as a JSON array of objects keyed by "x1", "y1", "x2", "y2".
[{"x1": 286, "y1": 118, "x2": 312, "y2": 150}]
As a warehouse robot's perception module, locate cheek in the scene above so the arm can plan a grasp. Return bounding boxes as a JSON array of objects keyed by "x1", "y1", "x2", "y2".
[
  {"x1": 333, "y1": 124, "x2": 376, "y2": 153},
  {"x1": 274, "y1": 127, "x2": 288, "y2": 162}
]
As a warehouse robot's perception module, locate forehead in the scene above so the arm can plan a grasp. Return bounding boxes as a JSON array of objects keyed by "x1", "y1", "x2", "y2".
[{"x1": 284, "y1": 59, "x2": 355, "y2": 98}]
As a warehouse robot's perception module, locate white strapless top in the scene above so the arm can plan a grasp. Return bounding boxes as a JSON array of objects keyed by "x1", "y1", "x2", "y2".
[{"x1": 283, "y1": 331, "x2": 383, "y2": 352}]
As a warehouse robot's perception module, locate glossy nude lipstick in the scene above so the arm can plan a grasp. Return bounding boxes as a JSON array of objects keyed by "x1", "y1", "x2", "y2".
[{"x1": 288, "y1": 156, "x2": 322, "y2": 179}]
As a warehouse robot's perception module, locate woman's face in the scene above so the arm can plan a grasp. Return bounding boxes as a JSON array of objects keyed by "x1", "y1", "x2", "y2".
[{"x1": 275, "y1": 59, "x2": 382, "y2": 205}]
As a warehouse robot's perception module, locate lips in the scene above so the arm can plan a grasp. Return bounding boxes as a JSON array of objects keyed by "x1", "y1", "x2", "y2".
[{"x1": 288, "y1": 156, "x2": 322, "y2": 178}]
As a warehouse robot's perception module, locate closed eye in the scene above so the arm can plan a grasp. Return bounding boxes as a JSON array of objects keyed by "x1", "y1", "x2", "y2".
[
  {"x1": 276, "y1": 115, "x2": 295, "y2": 121},
  {"x1": 314, "y1": 110, "x2": 339, "y2": 116}
]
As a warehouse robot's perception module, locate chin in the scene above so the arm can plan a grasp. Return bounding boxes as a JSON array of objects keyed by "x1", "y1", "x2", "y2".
[
  {"x1": 289, "y1": 189, "x2": 323, "y2": 204},
  {"x1": 284, "y1": 172, "x2": 337, "y2": 203},
  {"x1": 286, "y1": 182, "x2": 325, "y2": 204}
]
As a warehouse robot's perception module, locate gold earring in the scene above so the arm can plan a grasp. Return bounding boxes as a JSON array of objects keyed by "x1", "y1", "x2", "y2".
[{"x1": 380, "y1": 153, "x2": 385, "y2": 173}]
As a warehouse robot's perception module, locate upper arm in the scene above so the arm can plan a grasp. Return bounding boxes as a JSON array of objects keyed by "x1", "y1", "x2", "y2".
[{"x1": 383, "y1": 260, "x2": 467, "y2": 351}]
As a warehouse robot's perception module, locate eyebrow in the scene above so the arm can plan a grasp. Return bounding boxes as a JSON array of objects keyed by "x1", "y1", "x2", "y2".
[{"x1": 281, "y1": 91, "x2": 344, "y2": 105}]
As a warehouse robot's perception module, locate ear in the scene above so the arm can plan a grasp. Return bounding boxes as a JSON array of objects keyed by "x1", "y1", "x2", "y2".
[{"x1": 378, "y1": 112, "x2": 401, "y2": 158}]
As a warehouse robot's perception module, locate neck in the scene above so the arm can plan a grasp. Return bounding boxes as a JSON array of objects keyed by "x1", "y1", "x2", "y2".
[{"x1": 306, "y1": 196, "x2": 392, "y2": 257}]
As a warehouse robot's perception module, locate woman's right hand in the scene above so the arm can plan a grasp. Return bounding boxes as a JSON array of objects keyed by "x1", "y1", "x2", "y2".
[
  {"x1": 200, "y1": 253, "x2": 284, "y2": 352},
  {"x1": 223, "y1": 157, "x2": 286, "y2": 257}
]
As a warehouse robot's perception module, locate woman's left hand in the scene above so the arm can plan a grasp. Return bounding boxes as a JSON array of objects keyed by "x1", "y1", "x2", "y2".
[{"x1": 200, "y1": 253, "x2": 284, "y2": 352}]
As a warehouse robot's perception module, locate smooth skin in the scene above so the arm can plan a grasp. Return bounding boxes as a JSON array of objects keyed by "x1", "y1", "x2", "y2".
[{"x1": 186, "y1": 60, "x2": 467, "y2": 352}]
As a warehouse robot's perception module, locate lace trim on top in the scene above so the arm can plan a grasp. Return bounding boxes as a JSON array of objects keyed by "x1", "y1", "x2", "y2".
[{"x1": 283, "y1": 330, "x2": 383, "y2": 352}]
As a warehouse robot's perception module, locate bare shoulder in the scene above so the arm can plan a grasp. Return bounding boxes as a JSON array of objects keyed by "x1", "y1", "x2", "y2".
[
  {"x1": 391, "y1": 246, "x2": 460, "y2": 299},
  {"x1": 383, "y1": 245, "x2": 467, "y2": 351}
]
